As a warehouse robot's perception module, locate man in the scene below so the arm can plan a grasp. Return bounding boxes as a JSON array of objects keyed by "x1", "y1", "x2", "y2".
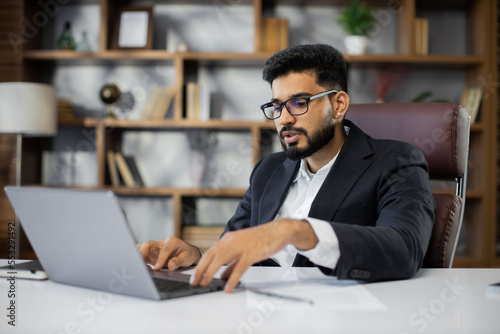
[{"x1": 139, "y1": 44, "x2": 435, "y2": 293}]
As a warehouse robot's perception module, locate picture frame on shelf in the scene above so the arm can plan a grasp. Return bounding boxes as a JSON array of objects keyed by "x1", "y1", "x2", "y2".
[{"x1": 112, "y1": 6, "x2": 153, "y2": 50}]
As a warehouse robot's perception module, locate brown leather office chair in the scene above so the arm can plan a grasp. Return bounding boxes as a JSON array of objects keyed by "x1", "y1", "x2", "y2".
[{"x1": 346, "y1": 103, "x2": 470, "y2": 268}]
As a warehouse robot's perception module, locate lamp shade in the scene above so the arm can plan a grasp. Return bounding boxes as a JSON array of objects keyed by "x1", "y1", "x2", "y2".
[{"x1": 0, "y1": 82, "x2": 57, "y2": 136}]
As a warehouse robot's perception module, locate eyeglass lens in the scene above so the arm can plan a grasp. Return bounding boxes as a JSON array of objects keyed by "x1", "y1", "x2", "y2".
[{"x1": 263, "y1": 98, "x2": 308, "y2": 119}]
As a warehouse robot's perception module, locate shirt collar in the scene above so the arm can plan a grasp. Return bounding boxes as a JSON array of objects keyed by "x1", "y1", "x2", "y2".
[{"x1": 294, "y1": 153, "x2": 338, "y2": 182}]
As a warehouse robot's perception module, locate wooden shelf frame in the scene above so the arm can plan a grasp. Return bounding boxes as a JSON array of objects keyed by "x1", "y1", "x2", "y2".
[{"x1": 13, "y1": 0, "x2": 499, "y2": 266}]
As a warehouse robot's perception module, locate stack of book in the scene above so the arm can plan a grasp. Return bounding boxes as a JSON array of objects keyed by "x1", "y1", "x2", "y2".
[
  {"x1": 107, "y1": 151, "x2": 145, "y2": 188},
  {"x1": 141, "y1": 86, "x2": 176, "y2": 121},
  {"x1": 260, "y1": 17, "x2": 289, "y2": 53},
  {"x1": 57, "y1": 99, "x2": 75, "y2": 121},
  {"x1": 460, "y1": 87, "x2": 483, "y2": 123},
  {"x1": 182, "y1": 226, "x2": 226, "y2": 252},
  {"x1": 185, "y1": 82, "x2": 211, "y2": 121},
  {"x1": 414, "y1": 17, "x2": 429, "y2": 56}
]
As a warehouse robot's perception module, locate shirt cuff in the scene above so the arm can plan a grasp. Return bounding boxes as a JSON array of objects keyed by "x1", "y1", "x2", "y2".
[{"x1": 297, "y1": 217, "x2": 340, "y2": 269}]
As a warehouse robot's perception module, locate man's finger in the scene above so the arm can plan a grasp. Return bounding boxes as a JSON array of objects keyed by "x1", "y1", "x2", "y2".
[
  {"x1": 223, "y1": 261, "x2": 248, "y2": 293},
  {"x1": 154, "y1": 239, "x2": 177, "y2": 270},
  {"x1": 221, "y1": 261, "x2": 237, "y2": 280},
  {"x1": 139, "y1": 242, "x2": 153, "y2": 258},
  {"x1": 191, "y1": 251, "x2": 212, "y2": 286},
  {"x1": 199, "y1": 256, "x2": 225, "y2": 287},
  {"x1": 168, "y1": 245, "x2": 196, "y2": 270}
]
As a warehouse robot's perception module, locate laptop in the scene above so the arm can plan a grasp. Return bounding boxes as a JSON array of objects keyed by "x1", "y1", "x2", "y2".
[{"x1": 4, "y1": 186, "x2": 226, "y2": 300}]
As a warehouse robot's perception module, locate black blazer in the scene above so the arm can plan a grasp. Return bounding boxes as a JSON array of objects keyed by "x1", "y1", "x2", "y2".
[{"x1": 223, "y1": 120, "x2": 435, "y2": 282}]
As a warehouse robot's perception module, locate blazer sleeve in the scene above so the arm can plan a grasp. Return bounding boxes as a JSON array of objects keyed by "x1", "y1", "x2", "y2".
[{"x1": 320, "y1": 141, "x2": 435, "y2": 282}]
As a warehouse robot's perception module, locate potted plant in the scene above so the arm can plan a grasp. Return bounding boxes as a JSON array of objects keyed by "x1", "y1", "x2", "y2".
[{"x1": 336, "y1": 0, "x2": 376, "y2": 54}]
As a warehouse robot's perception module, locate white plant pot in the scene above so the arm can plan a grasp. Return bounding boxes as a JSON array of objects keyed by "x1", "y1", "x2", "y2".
[{"x1": 344, "y1": 35, "x2": 368, "y2": 55}]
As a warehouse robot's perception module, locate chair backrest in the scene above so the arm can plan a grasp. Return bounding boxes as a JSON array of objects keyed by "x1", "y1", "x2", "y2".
[{"x1": 346, "y1": 103, "x2": 470, "y2": 268}]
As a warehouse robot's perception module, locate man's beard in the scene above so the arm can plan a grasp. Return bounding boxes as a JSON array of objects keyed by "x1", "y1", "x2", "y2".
[{"x1": 280, "y1": 120, "x2": 336, "y2": 161}]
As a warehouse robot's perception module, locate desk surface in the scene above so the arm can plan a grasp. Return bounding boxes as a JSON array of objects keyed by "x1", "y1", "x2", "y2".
[{"x1": 1, "y1": 261, "x2": 499, "y2": 334}]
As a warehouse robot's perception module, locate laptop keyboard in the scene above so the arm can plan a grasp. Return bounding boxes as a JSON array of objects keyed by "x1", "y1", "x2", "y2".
[
  {"x1": 153, "y1": 278, "x2": 196, "y2": 292},
  {"x1": 152, "y1": 277, "x2": 223, "y2": 299}
]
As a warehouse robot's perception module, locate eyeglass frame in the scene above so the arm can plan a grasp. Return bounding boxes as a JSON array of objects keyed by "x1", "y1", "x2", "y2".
[{"x1": 260, "y1": 89, "x2": 339, "y2": 120}]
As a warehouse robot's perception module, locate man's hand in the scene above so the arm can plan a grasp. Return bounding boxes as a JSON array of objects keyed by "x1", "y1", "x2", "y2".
[
  {"x1": 138, "y1": 236, "x2": 202, "y2": 271},
  {"x1": 191, "y1": 219, "x2": 318, "y2": 293}
]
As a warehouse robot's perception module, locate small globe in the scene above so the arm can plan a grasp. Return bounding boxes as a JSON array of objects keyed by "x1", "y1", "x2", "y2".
[{"x1": 100, "y1": 84, "x2": 121, "y2": 105}]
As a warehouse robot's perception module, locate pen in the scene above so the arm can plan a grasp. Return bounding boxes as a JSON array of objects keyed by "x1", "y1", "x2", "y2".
[{"x1": 248, "y1": 289, "x2": 314, "y2": 305}]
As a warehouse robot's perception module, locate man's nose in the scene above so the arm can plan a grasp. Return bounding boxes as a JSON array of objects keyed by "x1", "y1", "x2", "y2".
[{"x1": 278, "y1": 106, "x2": 296, "y2": 125}]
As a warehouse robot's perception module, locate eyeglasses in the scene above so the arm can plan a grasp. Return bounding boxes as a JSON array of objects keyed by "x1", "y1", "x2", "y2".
[{"x1": 260, "y1": 89, "x2": 338, "y2": 120}]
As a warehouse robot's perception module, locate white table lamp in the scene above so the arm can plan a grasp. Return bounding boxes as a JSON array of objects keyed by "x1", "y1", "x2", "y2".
[{"x1": 0, "y1": 82, "x2": 57, "y2": 258}]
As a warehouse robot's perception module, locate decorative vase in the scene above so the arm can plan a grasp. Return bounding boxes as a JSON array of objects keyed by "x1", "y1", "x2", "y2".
[
  {"x1": 57, "y1": 21, "x2": 77, "y2": 50},
  {"x1": 344, "y1": 35, "x2": 368, "y2": 55}
]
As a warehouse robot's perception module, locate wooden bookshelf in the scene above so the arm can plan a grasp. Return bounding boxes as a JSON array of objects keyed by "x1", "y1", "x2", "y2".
[{"x1": 0, "y1": 0, "x2": 497, "y2": 266}]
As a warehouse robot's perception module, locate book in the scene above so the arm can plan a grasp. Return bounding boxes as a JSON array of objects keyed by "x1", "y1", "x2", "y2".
[
  {"x1": 266, "y1": 18, "x2": 279, "y2": 53},
  {"x1": 185, "y1": 82, "x2": 199, "y2": 120},
  {"x1": 123, "y1": 155, "x2": 145, "y2": 187},
  {"x1": 414, "y1": 17, "x2": 429, "y2": 56},
  {"x1": 198, "y1": 84, "x2": 211, "y2": 121},
  {"x1": 142, "y1": 86, "x2": 176, "y2": 120},
  {"x1": 421, "y1": 18, "x2": 429, "y2": 55},
  {"x1": 114, "y1": 152, "x2": 136, "y2": 188},
  {"x1": 107, "y1": 150, "x2": 120, "y2": 187},
  {"x1": 278, "y1": 18, "x2": 289, "y2": 51},
  {"x1": 142, "y1": 87, "x2": 163, "y2": 119},
  {"x1": 151, "y1": 86, "x2": 176, "y2": 121},
  {"x1": 260, "y1": 17, "x2": 289, "y2": 52},
  {"x1": 460, "y1": 87, "x2": 483, "y2": 123}
]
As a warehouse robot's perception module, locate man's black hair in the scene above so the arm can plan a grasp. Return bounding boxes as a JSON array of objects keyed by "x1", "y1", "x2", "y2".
[{"x1": 262, "y1": 44, "x2": 348, "y2": 93}]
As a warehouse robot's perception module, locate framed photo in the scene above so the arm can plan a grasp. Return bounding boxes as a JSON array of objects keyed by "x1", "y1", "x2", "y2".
[{"x1": 113, "y1": 7, "x2": 153, "y2": 49}]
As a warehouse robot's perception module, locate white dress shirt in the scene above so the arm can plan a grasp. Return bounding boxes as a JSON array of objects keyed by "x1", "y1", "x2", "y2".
[{"x1": 271, "y1": 154, "x2": 341, "y2": 269}]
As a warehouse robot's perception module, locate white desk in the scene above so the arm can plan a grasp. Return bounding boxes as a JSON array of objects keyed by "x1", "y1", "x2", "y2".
[{"x1": 1, "y1": 261, "x2": 499, "y2": 334}]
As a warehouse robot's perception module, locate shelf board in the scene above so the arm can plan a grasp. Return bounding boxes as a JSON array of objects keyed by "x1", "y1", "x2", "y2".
[
  {"x1": 103, "y1": 118, "x2": 275, "y2": 130},
  {"x1": 24, "y1": 185, "x2": 246, "y2": 198},
  {"x1": 23, "y1": 50, "x2": 269, "y2": 62},
  {"x1": 465, "y1": 190, "x2": 483, "y2": 199},
  {"x1": 58, "y1": 117, "x2": 275, "y2": 130},
  {"x1": 453, "y1": 256, "x2": 489, "y2": 268},
  {"x1": 112, "y1": 187, "x2": 246, "y2": 197},
  {"x1": 429, "y1": 189, "x2": 482, "y2": 199},
  {"x1": 57, "y1": 118, "x2": 101, "y2": 127},
  {"x1": 23, "y1": 50, "x2": 176, "y2": 60},
  {"x1": 23, "y1": 50, "x2": 484, "y2": 66},
  {"x1": 345, "y1": 54, "x2": 483, "y2": 65},
  {"x1": 470, "y1": 123, "x2": 484, "y2": 132}
]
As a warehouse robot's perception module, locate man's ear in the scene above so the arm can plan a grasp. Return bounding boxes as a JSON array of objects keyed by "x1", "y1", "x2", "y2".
[{"x1": 332, "y1": 91, "x2": 349, "y2": 119}]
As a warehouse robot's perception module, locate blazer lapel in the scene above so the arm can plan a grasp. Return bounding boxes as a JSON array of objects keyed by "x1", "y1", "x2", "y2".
[
  {"x1": 308, "y1": 121, "x2": 373, "y2": 221},
  {"x1": 258, "y1": 159, "x2": 300, "y2": 224}
]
